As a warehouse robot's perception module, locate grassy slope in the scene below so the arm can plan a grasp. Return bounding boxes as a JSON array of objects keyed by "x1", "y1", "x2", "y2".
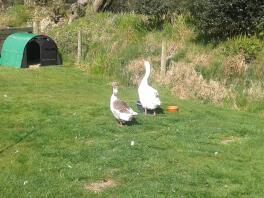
[
  {"x1": 48, "y1": 12, "x2": 264, "y2": 112},
  {"x1": 0, "y1": 5, "x2": 31, "y2": 28},
  {"x1": 0, "y1": 66, "x2": 264, "y2": 197}
]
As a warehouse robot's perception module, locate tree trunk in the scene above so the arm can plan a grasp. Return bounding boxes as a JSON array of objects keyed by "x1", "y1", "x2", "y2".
[
  {"x1": 77, "y1": 30, "x2": 82, "y2": 64},
  {"x1": 33, "y1": 20, "x2": 39, "y2": 34},
  {"x1": 93, "y1": 0, "x2": 112, "y2": 12},
  {"x1": 93, "y1": 0, "x2": 104, "y2": 12},
  {"x1": 0, "y1": 0, "x2": 5, "y2": 10}
]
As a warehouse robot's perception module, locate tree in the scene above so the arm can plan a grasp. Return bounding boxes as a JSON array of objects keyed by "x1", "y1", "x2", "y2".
[
  {"x1": 134, "y1": 0, "x2": 186, "y2": 28},
  {"x1": 189, "y1": 0, "x2": 264, "y2": 38}
]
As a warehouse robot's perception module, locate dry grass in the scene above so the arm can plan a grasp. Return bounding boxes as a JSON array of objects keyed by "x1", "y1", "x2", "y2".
[
  {"x1": 244, "y1": 82, "x2": 264, "y2": 101},
  {"x1": 126, "y1": 57, "x2": 232, "y2": 104},
  {"x1": 28, "y1": 64, "x2": 40, "y2": 69},
  {"x1": 170, "y1": 14, "x2": 194, "y2": 43},
  {"x1": 0, "y1": 15, "x2": 9, "y2": 28},
  {"x1": 82, "y1": 139, "x2": 95, "y2": 145},
  {"x1": 220, "y1": 136, "x2": 242, "y2": 145},
  {"x1": 126, "y1": 59, "x2": 146, "y2": 86},
  {"x1": 84, "y1": 179, "x2": 117, "y2": 193},
  {"x1": 160, "y1": 62, "x2": 230, "y2": 104},
  {"x1": 188, "y1": 52, "x2": 213, "y2": 68},
  {"x1": 223, "y1": 53, "x2": 247, "y2": 78}
]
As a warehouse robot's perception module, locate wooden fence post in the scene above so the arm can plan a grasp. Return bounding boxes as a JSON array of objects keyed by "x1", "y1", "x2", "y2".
[
  {"x1": 160, "y1": 39, "x2": 167, "y2": 78},
  {"x1": 77, "y1": 30, "x2": 82, "y2": 65},
  {"x1": 33, "y1": 20, "x2": 39, "y2": 34}
]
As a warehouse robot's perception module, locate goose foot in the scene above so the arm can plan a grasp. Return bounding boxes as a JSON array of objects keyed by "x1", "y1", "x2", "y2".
[{"x1": 118, "y1": 120, "x2": 123, "y2": 127}]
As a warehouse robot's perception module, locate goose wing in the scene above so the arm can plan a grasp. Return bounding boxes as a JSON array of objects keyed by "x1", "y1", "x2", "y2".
[{"x1": 113, "y1": 100, "x2": 130, "y2": 113}]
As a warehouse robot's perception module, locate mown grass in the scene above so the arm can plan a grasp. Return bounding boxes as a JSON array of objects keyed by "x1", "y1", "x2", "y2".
[{"x1": 0, "y1": 66, "x2": 264, "y2": 197}]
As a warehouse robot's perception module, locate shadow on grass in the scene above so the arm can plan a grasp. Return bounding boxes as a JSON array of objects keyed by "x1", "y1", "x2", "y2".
[
  {"x1": 0, "y1": 129, "x2": 36, "y2": 155},
  {"x1": 126, "y1": 118, "x2": 140, "y2": 126},
  {"x1": 142, "y1": 107, "x2": 165, "y2": 115},
  {"x1": 136, "y1": 100, "x2": 165, "y2": 115}
]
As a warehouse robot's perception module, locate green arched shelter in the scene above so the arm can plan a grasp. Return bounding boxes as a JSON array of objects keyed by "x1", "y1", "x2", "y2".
[{"x1": 0, "y1": 33, "x2": 61, "y2": 68}]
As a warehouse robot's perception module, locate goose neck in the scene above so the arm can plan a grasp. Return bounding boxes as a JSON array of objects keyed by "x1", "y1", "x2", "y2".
[{"x1": 142, "y1": 65, "x2": 150, "y2": 84}]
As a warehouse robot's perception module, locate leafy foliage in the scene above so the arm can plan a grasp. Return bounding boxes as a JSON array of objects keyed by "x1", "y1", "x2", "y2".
[
  {"x1": 189, "y1": 0, "x2": 264, "y2": 38},
  {"x1": 134, "y1": 0, "x2": 186, "y2": 28},
  {"x1": 0, "y1": 4, "x2": 31, "y2": 27},
  {"x1": 223, "y1": 36, "x2": 263, "y2": 62}
]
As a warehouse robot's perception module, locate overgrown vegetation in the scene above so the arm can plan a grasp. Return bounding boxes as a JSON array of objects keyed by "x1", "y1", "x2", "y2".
[
  {"x1": 49, "y1": 12, "x2": 150, "y2": 83},
  {"x1": 133, "y1": 0, "x2": 185, "y2": 28},
  {"x1": 189, "y1": 0, "x2": 264, "y2": 38},
  {"x1": 0, "y1": 5, "x2": 30, "y2": 27},
  {"x1": 47, "y1": 11, "x2": 264, "y2": 111},
  {"x1": 0, "y1": 2, "x2": 263, "y2": 111}
]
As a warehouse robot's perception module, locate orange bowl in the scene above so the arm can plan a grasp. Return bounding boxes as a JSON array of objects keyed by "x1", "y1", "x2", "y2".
[{"x1": 167, "y1": 105, "x2": 179, "y2": 112}]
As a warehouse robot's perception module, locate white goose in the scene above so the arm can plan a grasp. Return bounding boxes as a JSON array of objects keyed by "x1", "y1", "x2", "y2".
[
  {"x1": 138, "y1": 61, "x2": 161, "y2": 115},
  {"x1": 110, "y1": 82, "x2": 138, "y2": 126}
]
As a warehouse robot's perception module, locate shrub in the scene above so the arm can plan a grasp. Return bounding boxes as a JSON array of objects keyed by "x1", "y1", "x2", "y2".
[
  {"x1": 134, "y1": 0, "x2": 186, "y2": 28},
  {"x1": 162, "y1": 62, "x2": 230, "y2": 104},
  {"x1": 0, "y1": 5, "x2": 31, "y2": 27},
  {"x1": 223, "y1": 36, "x2": 263, "y2": 62},
  {"x1": 189, "y1": 0, "x2": 264, "y2": 38},
  {"x1": 108, "y1": 0, "x2": 133, "y2": 12},
  {"x1": 222, "y1": 53, "x2": 246, "y2": 79}
]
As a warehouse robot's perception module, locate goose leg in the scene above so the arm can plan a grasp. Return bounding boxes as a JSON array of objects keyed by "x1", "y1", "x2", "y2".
[
  {"x1": 118, "y1": 120, "x2": 123, "y2": 127},
  {"x1": 145, "y1": 108, "x2": 147, "y2": 115},
  {"x1": 153, "y1": 111, "x2": 156, "y2": 116}
]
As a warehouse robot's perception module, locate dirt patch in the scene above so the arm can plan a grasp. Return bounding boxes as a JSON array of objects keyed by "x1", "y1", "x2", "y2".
[
  {"x1": 82, "y1": 139, "x2": 95, "y2": 145},
  {"x1": 84, "y1": 179, "x2": 117, "y2": 193},
  {"x1": 220, "y1": 136, "x2": 241, "y2": 145}
]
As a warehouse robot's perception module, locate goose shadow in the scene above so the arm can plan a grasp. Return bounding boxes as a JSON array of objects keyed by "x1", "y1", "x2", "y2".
[
  {"x1": 126, "y1": 118, "x2": 140, "y2": 126},
  {"x1": 136, "y1": 100, "x2": 164, "y2": 115},
  {"x1": 115, "y1": 117, "x2": 140, "y2": 126}
]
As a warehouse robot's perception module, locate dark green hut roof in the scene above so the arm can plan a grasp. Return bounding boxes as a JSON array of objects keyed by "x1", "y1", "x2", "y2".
[
  {"x1": 0, "y1": 32, "x2": 61, "y2": 68},
  {"x1": 0, "y1": 33, "x2": 37, "y2": 68}
]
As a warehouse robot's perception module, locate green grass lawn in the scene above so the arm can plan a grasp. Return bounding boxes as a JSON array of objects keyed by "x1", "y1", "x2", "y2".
[{"x1": 0, "y1": 66, "x2": 264, "y2": 197}]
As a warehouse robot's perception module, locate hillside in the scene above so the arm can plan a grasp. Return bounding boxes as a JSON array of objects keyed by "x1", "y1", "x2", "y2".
[
  {"x1": 47, "y1": 11, "x2": 264, "y2": 112},
  {"x1": 0, "y1": 4, "x2": 263, "y2": 113}
]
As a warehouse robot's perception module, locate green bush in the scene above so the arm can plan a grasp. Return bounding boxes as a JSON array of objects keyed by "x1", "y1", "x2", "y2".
[
  {"x1": 223, "y1": 36, "x2": 263, "y2": 62},
  {"x1": 189, "y1": 0, "x2": 264, "y2": 38},
  {"x1": 2, "y1": 5, "x2": 31, "y2": 27},
  {"x1": 108, "y1": 0, "x2": 133, "y2": 12},
  {"x1": 134, "y1": 0, "x2": 186, "y2": 28},
  {"x1": 49, "y1": 12, "x2": 149, "y2": 84}
]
